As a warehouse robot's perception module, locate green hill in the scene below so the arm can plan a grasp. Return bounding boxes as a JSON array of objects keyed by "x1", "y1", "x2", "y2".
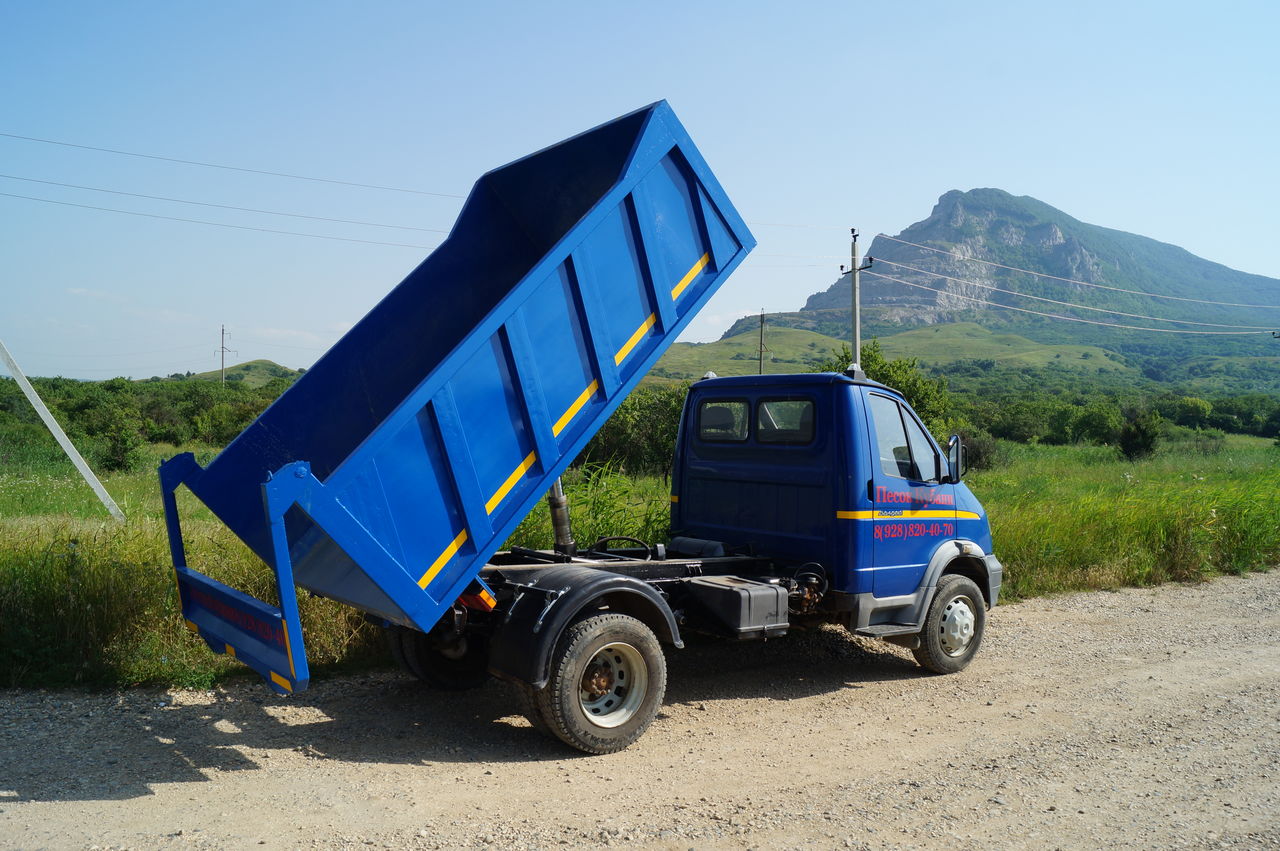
[
  {"x1": 876, "y1": 323, "x2": 1138, "y2": 375},
  {"x1": 721, "y1": 188, "x2": 1280, "y2": 395},
  {"x1": 188, "y1": 359, "x2": 303, "y2": 388},
  {"x1": 647, "y1": 322, "x2": 1143, "y2": 391},
  {"x1": 649, "y1": 327, "x2": 847, "y2": 382}
]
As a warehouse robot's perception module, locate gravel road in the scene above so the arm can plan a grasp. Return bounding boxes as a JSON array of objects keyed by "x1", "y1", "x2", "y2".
[{"x1": 2, "y1": 570, "x2": 1278, "y2": 850}]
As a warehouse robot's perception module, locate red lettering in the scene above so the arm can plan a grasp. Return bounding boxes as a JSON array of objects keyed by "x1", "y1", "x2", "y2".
[
  {"x1": 872, "y1": 521, "x2": 955, "y2": 541},
  {"x1": 187, "y1": 587, "x2": 285, "y2": 648}
]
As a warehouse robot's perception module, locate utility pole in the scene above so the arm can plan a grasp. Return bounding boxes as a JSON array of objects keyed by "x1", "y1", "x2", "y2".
[
  {"x1": 216, "y1": 325, "x2": 237, "y2": 385},
  {"x1": 758, "y1": 310, "x2": 766, "y2": 374},
  {"x1": 0, "y1": 339, "x2": 125, "y2": 522},
  {"x1": 847, "y1": 228, "x2": 873, "y2": 376}
]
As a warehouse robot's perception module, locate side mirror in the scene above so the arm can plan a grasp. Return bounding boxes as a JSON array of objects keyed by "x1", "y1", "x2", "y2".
[{"x1": 945, "y1": 434, "x2": 965, "y2": 483}]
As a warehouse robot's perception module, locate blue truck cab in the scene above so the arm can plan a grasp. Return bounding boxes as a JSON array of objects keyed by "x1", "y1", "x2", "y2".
[{"x1": 672, "y1": 371, "x2": 1002, "y2": 648}]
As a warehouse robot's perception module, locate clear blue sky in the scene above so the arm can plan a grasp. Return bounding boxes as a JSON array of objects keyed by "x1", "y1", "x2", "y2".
[{"x1": 2, "y1": 1, "x2": 1277, "y2": 379}]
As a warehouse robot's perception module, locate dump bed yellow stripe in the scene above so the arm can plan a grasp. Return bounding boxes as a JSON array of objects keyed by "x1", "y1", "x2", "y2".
[
  {"x1": 670, "y1": 252, "x2": 710, "y2": 300},
  {"x1": 614, "y1": 313, "x2": 656, "y2": 365},
  {"x1": 552, "y1": 380, "x2": 599, "y2": 436},
  {"x1": 486, "y1": 451, "x2": 537, "y2": 514},
  {"x1": 419, "y1": 528, "x2": 469, "y2": 589},
  {"x1": 281, "y1": 614, "x2": 296, "y2": 678}
]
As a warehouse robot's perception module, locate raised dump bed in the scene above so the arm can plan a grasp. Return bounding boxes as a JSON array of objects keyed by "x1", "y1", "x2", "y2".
[{"x1": 159, "y1": 101, "x2": 755, "y2": 693}]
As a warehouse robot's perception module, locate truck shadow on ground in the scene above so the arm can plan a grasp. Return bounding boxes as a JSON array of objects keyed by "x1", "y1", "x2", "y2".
[{"x1": 0, "y1": 627, "x2": 920, "y2": 803}]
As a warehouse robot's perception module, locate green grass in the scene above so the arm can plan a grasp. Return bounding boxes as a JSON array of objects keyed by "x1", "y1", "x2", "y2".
[
  {"x1": 0, "y1": 447, "x2": 384, "y2": 688},
  {"x1": 971, "y1": 436, "x2": 1280, "y2": 599},
  {"x1": 0, "y1": 447, "x2": 671, "y2": 689},
  {"x1": 1, "y1": 438, "x2": 1276, "y2": 689}
]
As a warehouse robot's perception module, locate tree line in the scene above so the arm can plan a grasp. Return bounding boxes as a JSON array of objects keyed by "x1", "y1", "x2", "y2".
[
  {"x1": 3, "y1": 346, "x2": 1277, "y2": 474},
  {"x1": 0, "y1": 376, "x2": 290, "y2": 471}
]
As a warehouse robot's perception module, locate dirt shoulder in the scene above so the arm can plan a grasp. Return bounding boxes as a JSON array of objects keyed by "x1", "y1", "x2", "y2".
[{"x1": 2, "y1": 570, "x2": 1278, "y2": 850}]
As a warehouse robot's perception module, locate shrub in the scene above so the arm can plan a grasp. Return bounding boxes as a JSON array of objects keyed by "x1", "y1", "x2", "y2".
[
  {"x1": 960, "y1": 429, "x2": 1004, "y2": 471},
  {"x1": 1119, "y1": 411, "x2": 1162, "y2": 461},
  {"x1": 1072, "y1": 401, "x2": 1123, "y2": 445},
  {"x1": 812, "y1": 341, "x2": 953, "y2": 435},
  {"x1": 579, "y1": 383, "x2": 689, "y2": 474}
]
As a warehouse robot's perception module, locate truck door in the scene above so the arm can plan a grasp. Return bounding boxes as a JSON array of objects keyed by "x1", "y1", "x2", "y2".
[{"x1": 863, "y1": 391, "x2": 956, "y2": 598}]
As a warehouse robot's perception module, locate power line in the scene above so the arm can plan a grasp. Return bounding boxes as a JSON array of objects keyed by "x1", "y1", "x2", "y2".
[
  {"x1": 0, "y1": 173, "x2": 450, "y2": 233},
  {"x1": 234, "y1": 337, "x2": 330, "y2": 351},
  {"x1": 877, "y1": 233, "x2": 1280, "y2": 310},
  {"x1": 9, "y1": 342, "x2": 211, "y2": 359},
  {"x1": 0, "y1": 191, "x2": 439, "y2": 250},
  {"x1": 758, "y1": 252, "x2": 849, "y2": 260},
  {"x1": 746, "y1": 220, "x2": 847, "y2": 231},
  {"x1": 872, "y1": 257, "x2": 1273, "y2": 330},
  {"x1": 862, "y1": 270, "x2": 1275, "y2": 336},
  {"x1": 0, "y1": 131, "x2": 466, "y2": 199}
]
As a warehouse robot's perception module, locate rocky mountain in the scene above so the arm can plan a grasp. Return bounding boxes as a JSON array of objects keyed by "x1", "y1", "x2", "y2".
[{"x1": 725, "y1": 190, "x2": 1280, "y2": 377}]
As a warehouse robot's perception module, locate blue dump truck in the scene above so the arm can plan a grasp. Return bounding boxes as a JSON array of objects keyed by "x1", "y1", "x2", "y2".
[{"x1": 160, "y1": 102, "x2": 1002, "y2": 754}]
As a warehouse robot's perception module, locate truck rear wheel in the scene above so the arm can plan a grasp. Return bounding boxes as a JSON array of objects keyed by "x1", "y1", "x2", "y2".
[
  {"x1": 912, "y1": 574, "x2": 986, "y2": 674},
  {"x1": 390, "y1": 627, "x2": 491, "y2": 691},
  {"x1": 531, "y1": 613, "x2": 666, "y2": 754}
]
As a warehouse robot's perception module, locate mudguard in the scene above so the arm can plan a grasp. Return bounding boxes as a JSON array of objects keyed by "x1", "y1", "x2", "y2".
[
  {"x1": 852, "y1": 539, "x2": 1001, "y2": 632},
  {"x1": 488, "y1": 565, "x2": 683, "y2": 689}
]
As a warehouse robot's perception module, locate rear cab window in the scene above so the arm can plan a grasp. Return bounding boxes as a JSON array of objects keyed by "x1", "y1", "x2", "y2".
[
  {"x1": 698, "y1": 400, "x2": 748, "y2": 442},
  {"x1": 756, "y1": 398, "x2": 815, "y2": 444}
]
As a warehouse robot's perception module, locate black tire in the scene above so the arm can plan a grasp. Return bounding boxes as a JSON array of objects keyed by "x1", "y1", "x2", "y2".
[
  {"x1": 531, "y1": 613, "x2": 666, "y2": 754},
  {"x1": 392, "y1": 626, "x2": 491, "y2": 691},
  {"x1": 387, "y1": 626, "x2": 411, "y2": 672},
  {"x1": 512, "y1": 681, "x2": 551, "y2": 736},
  {"x1": 912, "y1": 574, "x2": 986, "y2": 674}
]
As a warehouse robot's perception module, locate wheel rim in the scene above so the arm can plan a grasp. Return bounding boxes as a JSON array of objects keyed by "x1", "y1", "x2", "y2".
[
  {"x1": 939, "y1": 594, "x2": 977, "y2": 656},
  {"x1": 578, "y1": 641, "x2": 648, "y2": 729}
]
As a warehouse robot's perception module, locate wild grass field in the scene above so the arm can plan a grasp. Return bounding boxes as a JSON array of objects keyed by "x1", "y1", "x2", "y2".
[
  {"x1": 970, "y1": 435, "x2": 1279, "y2": 597},
  {"x1": 0, "y1": 444, "x2": 669, "y2": 689},
  {"x1": 1, "y1": 437, "x2": 1275, "y2": 689}
]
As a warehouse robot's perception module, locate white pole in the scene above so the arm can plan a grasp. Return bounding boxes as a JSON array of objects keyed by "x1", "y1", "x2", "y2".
[
  {"x1": 850, "y1": 228, "x2": 861, "y2": 372},
  {"x1": 0, "y1": 339, "x2": 126, "y2": 522}
]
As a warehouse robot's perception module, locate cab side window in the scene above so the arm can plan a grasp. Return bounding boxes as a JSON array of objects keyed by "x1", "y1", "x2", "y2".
[
  {"x1": 902, "y1": 411, "x2": 940, "y2": 483},
  {"x1": 868, "y1": 394, "x2": 913, "y2": 479}
]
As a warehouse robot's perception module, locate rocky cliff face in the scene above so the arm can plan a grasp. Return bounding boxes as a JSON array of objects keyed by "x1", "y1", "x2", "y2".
[
  {"x1": 800, "y1": 189, "x2": 1118, "y2": 325},
  {"x1": 722, "y1": 188, "x2": 1280, "y2": 359}
]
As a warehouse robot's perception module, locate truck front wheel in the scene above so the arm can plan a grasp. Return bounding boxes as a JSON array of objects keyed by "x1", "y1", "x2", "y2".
[
  {"x1": 912, "y1": 574, "x2": 986, "y2": 674},
  {"x1": 531, "y1": 613, "x2": 667, "y2": 754}
]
